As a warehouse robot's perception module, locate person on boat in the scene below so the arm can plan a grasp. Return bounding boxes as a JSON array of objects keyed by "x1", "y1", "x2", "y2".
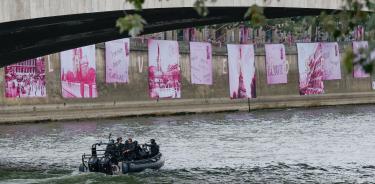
[
  {"x1": 146, "y1": 139, "x2": 159, "y2": 157},
  {"x1": 114, "y1": 137, "x2": 124, "y2": 161},
  {"x1": 136, "y1": 144, "x2": 148, "y2": 159},
  {"x1": 105, "y1": 139, "x2": 116, "y2": 157},
  {"x1": 123, "y1": 138, "x2": 137, "y2": 160}
]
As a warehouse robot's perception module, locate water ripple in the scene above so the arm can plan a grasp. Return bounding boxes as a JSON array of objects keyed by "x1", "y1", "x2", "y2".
[{"x1": 2, "y1": 105, "x2": 375, "y2": 183}]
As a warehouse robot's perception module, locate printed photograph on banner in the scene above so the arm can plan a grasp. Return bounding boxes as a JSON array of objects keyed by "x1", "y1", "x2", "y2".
[
  {"x1": 322, "y1": 42, "x2": 341, "y2": 80},
  {"x1": 190, "y1": 42, "x2": 213, "y2": 85},
  {"x1": 105, "y1": 38, "x2": 130, "y2": 83},
  {"x1": 148, "y1": 39, "x2": 181, "y2": 99},
  {"x1": 227, "y1": 44, "x2": 256, "y2": 99},
  {"x1": 353, "y1": 41, "x2": 370, "y2": 78},
  {"x1": 372, "y1": 51, "x2": 375, "y2": 90},
  {"x1": 297, "y1": 43, "x2": 325, "y2": 95},
  {"x1": 5, "y1": 57, "x2": 46, "y2": 98},
  {"x1": 60, "y1": 45, "x2": 98, "y2": 98},
  {"x1": 265, "y1": 44, "x2": 288, "y2": 84}
]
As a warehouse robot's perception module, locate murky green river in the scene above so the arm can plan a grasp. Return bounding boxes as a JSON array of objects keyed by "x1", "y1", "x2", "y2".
[{"x1": 2, "y1": 105, "x2": 375, "y2": 183}]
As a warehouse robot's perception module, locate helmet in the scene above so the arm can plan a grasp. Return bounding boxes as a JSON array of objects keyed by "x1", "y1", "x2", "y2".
[{"x1": 150, "y1": 139, "x2": 156, "y2": 144}]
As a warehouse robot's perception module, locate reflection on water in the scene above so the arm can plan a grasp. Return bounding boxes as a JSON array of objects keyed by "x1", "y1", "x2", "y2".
[{"x1": 1, "y1": 105, "x2": 375, "y2": 183}]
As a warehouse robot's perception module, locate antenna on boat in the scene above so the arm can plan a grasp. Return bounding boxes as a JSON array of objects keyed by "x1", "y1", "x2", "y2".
[{"x1": 108, "y1": 133, "x2": 112, "y2": 142}]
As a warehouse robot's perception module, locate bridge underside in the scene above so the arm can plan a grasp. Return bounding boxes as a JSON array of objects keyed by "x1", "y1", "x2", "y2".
[{"x1": 0, "y1": 7, "x2": 332, "y2": 67}]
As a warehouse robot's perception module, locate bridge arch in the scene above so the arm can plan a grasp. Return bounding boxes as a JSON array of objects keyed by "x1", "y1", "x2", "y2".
[{"x1": 0, "y1": 0, "x2": 345, "y2": 66}]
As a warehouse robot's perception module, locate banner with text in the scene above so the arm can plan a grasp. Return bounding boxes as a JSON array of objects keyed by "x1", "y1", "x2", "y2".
[
  {"x1": 148, "y1": 39, "x2": 181, "y2": 99},
  {"x1": 190, "y1": 42, "x2": 213, "y2": 85},
  {"x1": 265, "y1": 44, "x2": 288, "y2": 84},
  {"x1": 5, "y1": 57, "x2": 46, "y2": 98},
  {"x1": 353, "y1": 41, "x2": 370, "y2": 78},
  {"x1": 322, "y1": 42, "x2": 341, "y2": 80},
  {"x1": 227, "y1": 44, "x2": 256, "y2": 99},
  {"x1": 297, "y1": 43, "x2": 325, "y2": 95},
  {"x1": 60, "y1": 45, "x2": 98, "y2": 98},
  {"x1": 105, "y1": 38, "x2": 130, "y2": 83}
]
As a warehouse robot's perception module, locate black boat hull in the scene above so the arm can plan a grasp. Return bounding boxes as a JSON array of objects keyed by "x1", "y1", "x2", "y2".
[
  {"x1": 80, "y1": 153, "x2": 164, "y2": 174},
  {"x1": 122, "y1": 153, "x2": 165, "y2": 174}
]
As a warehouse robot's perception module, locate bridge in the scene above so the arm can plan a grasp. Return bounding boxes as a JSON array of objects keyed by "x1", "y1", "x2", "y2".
[{"x1": 0, "y1": 0, "x2": 346, "y2": 67}]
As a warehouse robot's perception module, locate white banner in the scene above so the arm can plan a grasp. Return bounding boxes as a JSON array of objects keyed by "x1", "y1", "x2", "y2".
[
  {"x1": 148, "y1": 39, "x2": 181, "y2": 99},
  {"x1": 60, "y1": 45, "x2": 98, "y2": 98},
  {"x1": 297, "y1": 43, "x2": 325, "y2": 95},
  {"x1": 227, "y1": 44, "x2": 256, "y2": 99},
  {"x1": 105, "y1": 38, "x2": 130, "y2": 83}
]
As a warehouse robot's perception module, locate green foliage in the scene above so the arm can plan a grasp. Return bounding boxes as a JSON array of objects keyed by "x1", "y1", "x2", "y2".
[
  {"x1": 117, "y1": 0, "x2": 375, "y2": 75},
  {"x1": 343, "y1": 48, "x2": 355, "y2": 73},
  {"x1": 126, "y1": 0, "x2": 145, "y2": 11},
  {"x1": 116, "y1": 14, "x2": 146, "y2": 37},
  {"x1": 244, "y1": 5, "x2": 266, "y2": 27},
  {"x1": 194, "y1": 0, "x2": 209, "y2": 17}
]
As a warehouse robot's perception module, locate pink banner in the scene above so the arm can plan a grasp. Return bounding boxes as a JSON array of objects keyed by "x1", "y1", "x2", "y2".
[
  {"x1": 60, "y1": 45, "x2": 98, "y2": 98},
  {"x1": 265, "y1": 44, "x2": 288, "y2": 84},
  {"x1": 148, "y1": 39, "x2": 181, "y2": 99},
  {"x1": 105, "y1": 38, "x2": 130, "y2": 83},
  {"x1": 353, "y1": 41, "x2": 370, "y2": 78},
  {"x1": 297, "y1": 43, "x2": 325, "y2": 95},
  {"x1": 5, "y1": 57, "x2": 46, "y2": 98},
  {"x1": 227, "y1": 44, "x2": 256, "y2": 99},
  {"x1": 190, "y1": 42, "x2": 213, "y2": 85},
  {"x1": 322, "y1": 42, "x2": 341, "y2": 80}
]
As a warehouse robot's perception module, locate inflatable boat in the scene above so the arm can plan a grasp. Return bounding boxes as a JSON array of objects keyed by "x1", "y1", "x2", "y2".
[{"x1": 79, "y1": 137, "x2": 164, "y2": 175}]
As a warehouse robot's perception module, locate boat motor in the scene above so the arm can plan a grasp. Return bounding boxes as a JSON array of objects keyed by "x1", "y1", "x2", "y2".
[
  {"x1": 98, "y1": 156, "x2": 112, "y2": 174},
  {"x1": 88, "y1": 156, "x2": 99, "y2": 172},
  {"x1": 88, "y1": 143, "x2": 99, "y2": 172}
]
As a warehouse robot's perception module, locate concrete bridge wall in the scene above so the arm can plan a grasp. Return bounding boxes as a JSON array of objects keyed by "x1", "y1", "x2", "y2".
[{"x1": 1, "y1": 0, "x2": 347, "y2": 23}]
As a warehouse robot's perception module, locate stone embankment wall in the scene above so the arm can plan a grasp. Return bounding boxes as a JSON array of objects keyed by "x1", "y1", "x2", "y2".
[{"x1": 0, "y1": 41, "x2": 373, "y2": 123}]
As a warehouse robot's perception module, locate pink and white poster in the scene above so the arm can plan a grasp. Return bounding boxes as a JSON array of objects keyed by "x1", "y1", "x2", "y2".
[
  {"x1": 5, "y1": 57, "x2": 46, "y2": 98},
  {"x1": 60, "y1": 45, "x2": 98, "y2": 98},
  {"x1": 227, "y1": 44, "x2": 256, "y2": 99},
  {"x1": 148, "y1": 39, "x2": 181, "y2": 99},
  {"x1": 297, "y1": 43, "x2": 325, "y2": 95},
  {"x1": 190, "y1": 42, "x2": 213, "y2": 85},
  {"x1": 105, "y1": 38, "x2": 130, "y2": 83},
  {"x1": 353, "y1": 41, "x2": 370, "y2": 78},
  {"x1": 322, "y1": 42, "x2": 341, "y2": 80},
  {"x1": 265, "y1": 44, "x2": 288, "y2": 84}
]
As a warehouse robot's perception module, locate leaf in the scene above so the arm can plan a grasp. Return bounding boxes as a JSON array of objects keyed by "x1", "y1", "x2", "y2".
[
  {"x1": 116, "y1": 14, "x2": 147, "y2": 37},
  {"x1": 363, "y1": 63, "x2": 373, "y2": 73},
  {"x1": 343, "y1": 49, "x2": 355, "y2": 73},
  {"x1": 194, "y1": 0, "x2": 209, "y2": 17},
  {"x1": 126, "y1": 0, "x2": 145, "y2": 11},
  {"x1": 244, "y1": 5, "x2": 265, "y2": 26}
]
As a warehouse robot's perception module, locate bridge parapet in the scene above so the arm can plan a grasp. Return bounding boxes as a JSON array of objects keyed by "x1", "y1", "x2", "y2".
[{"x1": 1, "y1": 0, "x2": 346, "y2": 23}]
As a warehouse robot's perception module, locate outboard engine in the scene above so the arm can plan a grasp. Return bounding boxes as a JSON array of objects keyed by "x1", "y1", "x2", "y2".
[
  {"x1": 88, "y1": 156, "x2": 99, "y2": 172},
  {"x1": 98, "y1": 156, "x2": 112, "y2": 174}
]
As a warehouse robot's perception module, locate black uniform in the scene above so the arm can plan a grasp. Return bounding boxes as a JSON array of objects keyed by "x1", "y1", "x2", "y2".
[
  {"x1": 123, "y1": 140, "x2": 137, "y2": 160},
  {"x1": 115, "y1": 142, "x2": 124, "y2": 159},
  {"x1": 146, "y1": 141, "x2": 159, "y2": 157}
]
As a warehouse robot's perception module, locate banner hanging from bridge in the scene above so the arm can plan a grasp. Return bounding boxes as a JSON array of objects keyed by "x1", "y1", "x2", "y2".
[
  {"x1": 227, "y1": 44, "x2": 256, "y2": 99},
  {"x1": 5, "y1": 57, "x2": 46, "y2": 98},
  {"x1": 322, "y1": 42, "x2": 341, "y2": 80},
  {"x1": 148, "y1": 39, "x2": 181, "y2": 99},
  {"x1": 353, "y1": 41, "x2": 370, "y2": 78},
  {"x1": 297, "y1": 43, "x2": 325, "y2": 95},
  {"x1": 60, "y1": 45, "x2": 98, "y2": 98},
  {"x1": 265, "y1": 44, "x2": 288, "y2": 84},
  {"x1": 190, "y1": 42, "x2": 213, "y2": 85},
  {"x1": 105, "y1": 38, "x2": 130, "y2": 83}
]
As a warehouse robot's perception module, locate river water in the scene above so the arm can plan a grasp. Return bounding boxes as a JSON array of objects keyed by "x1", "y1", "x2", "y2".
[{"x1": 1, "y1": 105, "x2": 375, "y2": 183}]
